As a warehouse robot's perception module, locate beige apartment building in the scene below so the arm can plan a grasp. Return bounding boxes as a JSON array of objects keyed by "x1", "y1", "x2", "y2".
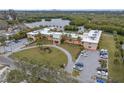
[{"x1": 81, "y1": 30, "x2": 102, "y2": 50}]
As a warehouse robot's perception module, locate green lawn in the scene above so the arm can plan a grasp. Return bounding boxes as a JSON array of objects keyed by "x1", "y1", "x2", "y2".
[
  {"x1": 10, "y1": 47, "x2": 67, "y2": 68},
  {"x1": 25, "y1": 40, "x2": 82, "y2": 62},
  {"x1": 59, "y1": 43, "x2": 82, "y2": 61},
  {"x1": 99, "y1": 33, "x2": 124, "y2": 82},
  {"x1": 118, "y1": 35, "x2": 124, "y2": 42}
]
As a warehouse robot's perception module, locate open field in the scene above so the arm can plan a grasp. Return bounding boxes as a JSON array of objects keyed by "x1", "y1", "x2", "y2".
[
  {"x1": 10, "y1": 47, "x2": 67, "y2": 68},
  {"x1": 99, "y1": 33, "x2": 124, "y2": 82}
]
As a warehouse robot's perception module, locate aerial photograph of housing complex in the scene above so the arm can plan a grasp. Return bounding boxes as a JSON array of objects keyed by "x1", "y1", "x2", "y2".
[{"x1": 0, "y1": 9, "x2": 124, "y2": 83}]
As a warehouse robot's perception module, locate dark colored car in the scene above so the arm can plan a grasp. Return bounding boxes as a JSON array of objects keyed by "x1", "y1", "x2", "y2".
[{"x1": 73, "y1": 63, "x2": 84, "y2": 71}]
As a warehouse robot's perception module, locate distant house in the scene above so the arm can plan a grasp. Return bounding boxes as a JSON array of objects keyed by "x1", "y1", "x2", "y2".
[
  {"x1": 81, "y1": 30, "x2": 102, "y2": 50},
  {"x1": 78, "y1": 26, "x2": 85, "y2": 33},
  {"x1": 7, "y1": 27, "x2": 13, "y2": 32},
  {"x1": 27, "y1": 31, "x2": 39, "y2": 41}
]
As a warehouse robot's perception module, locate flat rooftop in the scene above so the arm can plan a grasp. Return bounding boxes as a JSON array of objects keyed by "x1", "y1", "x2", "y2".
[
  {"x1": 27, "y1": 27, "x2": 83, "y2": 39},
  {"x1": 81, "y1": 30, "x2": 102, "y2": 44},
  {"x1": 27, "y1": 31, "x2": 39, "y2": 35}
]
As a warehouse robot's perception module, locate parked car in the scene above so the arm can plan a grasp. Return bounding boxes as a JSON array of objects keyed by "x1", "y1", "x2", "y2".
[
  {"x1": 14, "y1": 40, "x2": 20, "y2": 43},
  {"x1": 97, "y1": 67, "x2": 108, "y2": 72},
  {"x1": 100, "y1": 49, "x2": 108, "y2": 59},
  {"x1": 96, "y1": 78, "x2": 106, "y2": 83},
  {"x1": 81, "y1": 50, "x2": 85, "y2": 55},
  {"x1": 97, "y1": 71, "x2": 101, "y2": 75},
  {"x1": 83, "y1": 53, "x2": 88, "y2": 57},
  {"x1": 97, "y1": 67, "x2": 108, "y2": 77},
  {"x1": 81, "y1": 50, "x2": 88, "y2": 57},
  {"x1": 73, "y1": 63, "x2": 84, "y2": 71}
]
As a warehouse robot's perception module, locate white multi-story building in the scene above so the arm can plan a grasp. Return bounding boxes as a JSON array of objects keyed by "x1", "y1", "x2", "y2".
[{"x1": 81, "y1": 30, "x2": 102, "y2": 50}]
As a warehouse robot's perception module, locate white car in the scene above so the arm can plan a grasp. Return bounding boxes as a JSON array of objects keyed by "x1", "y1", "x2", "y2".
[
  {"x1": 80, "y1": 50, "x2": 88, "y2": 57},
  {"x1": 83, "y1": 53, "x2": 88, "y2": 57},
  {"x1": 97, "y1": 71, "x2": 101, "y2": 75}
]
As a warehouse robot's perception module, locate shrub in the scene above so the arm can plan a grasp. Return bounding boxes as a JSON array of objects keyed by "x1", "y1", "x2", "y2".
[
  {"x1": 113, "y1": 58, "x2": 120, "y2": 64},
  {"x1": 114, "y1": 51, "x2": 120, "y2": 57}
]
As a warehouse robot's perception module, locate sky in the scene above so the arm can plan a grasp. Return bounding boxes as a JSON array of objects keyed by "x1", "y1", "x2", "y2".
[{"x1": 0, "y1": 0, "x2": 124, "y2": 10}]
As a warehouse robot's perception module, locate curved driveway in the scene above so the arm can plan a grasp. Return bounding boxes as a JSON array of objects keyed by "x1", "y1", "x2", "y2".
[{"x1": 1, "y1": 45, "x2": 74, "y2": 73}]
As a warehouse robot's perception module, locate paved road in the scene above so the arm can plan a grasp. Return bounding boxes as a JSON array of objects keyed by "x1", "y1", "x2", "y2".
[
  {"x1": 3, "y1": 45, "x2": 74, "y2": 73},
  {"x1": 75, "y1": 51, "x2": 100, "y2": 83},
  {"x1": 0, "y1": 56, "x2": 15, "y2": 68}
]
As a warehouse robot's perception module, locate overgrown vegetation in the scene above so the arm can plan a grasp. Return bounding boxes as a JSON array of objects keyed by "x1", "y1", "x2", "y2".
[
  {"x1": 15, "y1": 11, "x2": 124, "y2": 35},
  {"x1": 99, "y1": 33, "x2": 124, "y2": 82},
  {"x1": 64, "y1": 25, "x2": 78, "y2": 31},
  {"x1": 7, "y1": 61, "x2": 78, "y2": 83},
  {"x1": 1, "y1": 10, "x2": 124, "y2": 36},
  {"x1": 113, "y1": 31, "x2": 124, "y2": 64}
]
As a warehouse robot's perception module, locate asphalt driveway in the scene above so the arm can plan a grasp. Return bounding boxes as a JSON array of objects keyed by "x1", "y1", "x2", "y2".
[{"x1": 75, "y1": 50, "x2": 100, "y2": 83}]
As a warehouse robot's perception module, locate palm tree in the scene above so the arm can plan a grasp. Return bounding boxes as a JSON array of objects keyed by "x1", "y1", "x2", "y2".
[
  {"x1": 36, "y1": 40, "x2": 43, "y2": 49},
  {"x1": 35, "y1": 33, "x2": 43, "y2": 51}
]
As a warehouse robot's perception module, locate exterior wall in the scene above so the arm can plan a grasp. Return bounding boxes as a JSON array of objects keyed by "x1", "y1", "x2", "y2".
[
  {"x1": 73, "y1": 40, "x2": 81, "y2": 45},
  {"x1": 47, "y1": 36, "x2": 53, "y2": 40},
  {"x1": 53, "y1": 39, "x2": 61, "y2": 45},
  {"x1": 83, "y1": 42, "x2": 98, "y2": 50},
  {"x1": 65, "y1": 40, "x2": 81, "y2": 45}
]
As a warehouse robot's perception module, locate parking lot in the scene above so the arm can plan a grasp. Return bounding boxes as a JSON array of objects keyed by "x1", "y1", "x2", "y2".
[
  {"x1": 74, "y1": 50, "x2": 100, "y2": 83},
  {"x1": 0, "y1": 38, "x2": 29, "y2": 53},
  {"x1": 0, "y1": 38, "x2": 29, "y2": 54}
]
